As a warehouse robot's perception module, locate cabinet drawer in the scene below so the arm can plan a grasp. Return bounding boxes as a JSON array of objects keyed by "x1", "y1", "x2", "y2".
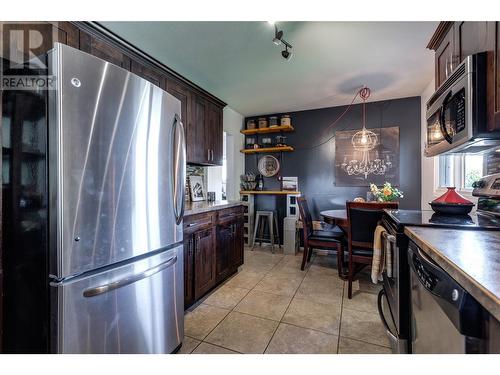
[
  {"x1": 184, "y1": 212, "x2": 214, "y2": 233},
  {"x1": 217, "y1": 206, "x2": 244, "y2": 222}
]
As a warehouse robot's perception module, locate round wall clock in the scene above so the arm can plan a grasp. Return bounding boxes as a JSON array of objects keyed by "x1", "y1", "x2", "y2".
[{"x1": 258, "y1": 155, "x2": 280, "y2": 177}]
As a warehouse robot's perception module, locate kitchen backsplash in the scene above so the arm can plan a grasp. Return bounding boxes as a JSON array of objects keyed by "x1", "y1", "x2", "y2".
[{"x1": 186, "y1": 165, "x2": 207, "y2": 202}]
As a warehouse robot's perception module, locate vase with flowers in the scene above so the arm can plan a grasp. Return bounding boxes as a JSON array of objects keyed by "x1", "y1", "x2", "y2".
[{"x1": 370, "y1": 182, "x2": 404, "y2": 202}]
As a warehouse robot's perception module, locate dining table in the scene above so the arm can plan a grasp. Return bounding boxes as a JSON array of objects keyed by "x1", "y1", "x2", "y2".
[{"x1": 320, "y1": 209, "x2": 348, "y2": 230}]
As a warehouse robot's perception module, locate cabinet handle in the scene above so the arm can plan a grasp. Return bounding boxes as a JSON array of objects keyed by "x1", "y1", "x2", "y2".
[
  {"x1": 187, "y1": 223, "x2": 197, "y2": 227},
  {"x1": 207, "y1": 149, "x2": 210, "y2": 161},
  {"x1": 211, "y1": 149, "x2": 214, "y2": 161}
]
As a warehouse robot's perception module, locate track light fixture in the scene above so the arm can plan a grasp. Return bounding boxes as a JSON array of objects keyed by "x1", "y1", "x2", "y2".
[
  {"x1": 270, "y1": 23, "x2": 293, "y2": 61},
  {"x1": 281, "y1": 45, "x2": 293, "y2": 61}
]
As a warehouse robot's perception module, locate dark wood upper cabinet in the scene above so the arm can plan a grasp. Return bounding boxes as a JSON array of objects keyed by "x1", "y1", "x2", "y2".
[
  {"x1": 130, "y1": 60, "x2": 164, "y2": 88},
  {"x1": 166, "y1": 78, "x2": 195, "y2": 162},
  {"x1": 193, "y1": 95, "x2": 210, "y2": 164},
  {"x1": 208, "y1": 102, "x2": 223, "y2": 166},
  {"x1": 79, "y1": 31, "x2": 131, "y2": 70},
  {"x1": 434, "y1": 24, "x2": 455, "y2": 88}
]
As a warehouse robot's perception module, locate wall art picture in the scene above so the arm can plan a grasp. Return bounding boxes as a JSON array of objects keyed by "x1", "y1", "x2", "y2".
[
  {"x1": 189, "y1": 175, "x2": 206, "y2": 201},
  {"x1": 334, "y1": 126, "x2": 400, "y2": 186}
]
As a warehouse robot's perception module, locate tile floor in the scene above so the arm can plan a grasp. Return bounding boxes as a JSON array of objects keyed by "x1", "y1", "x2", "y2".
[{"x1": 179, "y1": 246, "x2": 392, "y2": 354}]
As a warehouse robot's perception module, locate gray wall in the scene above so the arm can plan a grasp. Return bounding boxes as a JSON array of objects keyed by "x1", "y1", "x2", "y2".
[{"x1": 245, "y1": 96, "x2": 422, "y2": 230}]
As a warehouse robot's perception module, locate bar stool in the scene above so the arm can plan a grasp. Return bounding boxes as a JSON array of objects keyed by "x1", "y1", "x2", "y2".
[{"x1": 251, "y1": 210, "x2": 281, "y2": 253}]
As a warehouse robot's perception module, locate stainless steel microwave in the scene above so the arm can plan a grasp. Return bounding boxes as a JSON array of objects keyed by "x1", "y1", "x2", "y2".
[{"x1": 425, "y1": 52, "x2": 500, "y2": 157}]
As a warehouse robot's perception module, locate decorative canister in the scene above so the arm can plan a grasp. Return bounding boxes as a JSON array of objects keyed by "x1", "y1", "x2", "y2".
[
  {"x1": 258, "y1": 117, "x2": 268, "y2": 129},
  {"x1": 269, "y1": 116, "x2": 279, "y2": 127},
  {"x1": 247, "y1": 119, "x2": 256, "y2": 130},
  {"x1": 280, "y1": 114, "x2": 291, "y2": 126}
]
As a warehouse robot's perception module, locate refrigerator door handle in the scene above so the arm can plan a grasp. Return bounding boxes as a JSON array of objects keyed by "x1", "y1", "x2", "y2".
[
  {"x1": 172, "y1": 113, "x2": 186, "y2": 225},
  {"x1": 82, "y1": 255, "x2": 178, "y2": 298}
]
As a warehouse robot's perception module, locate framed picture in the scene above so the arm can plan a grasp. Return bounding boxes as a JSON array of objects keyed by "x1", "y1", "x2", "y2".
[
  {"x1": 189, "y1": 175, "x2": 205, "y2": 202},
  {"x1": 282, "y1": 176, "x2": 298, "y2": 191},
  {"x1": 334, "y1": 126, "x2": 400, "y2": 187}
]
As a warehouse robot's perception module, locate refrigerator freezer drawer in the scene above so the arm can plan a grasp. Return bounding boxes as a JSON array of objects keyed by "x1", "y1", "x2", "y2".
[{"x1": 52, "y1": 245, "x2": 184, "y2": 353}]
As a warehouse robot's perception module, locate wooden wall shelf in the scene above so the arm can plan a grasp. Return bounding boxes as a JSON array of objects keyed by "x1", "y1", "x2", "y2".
[
  {"x1": 240, "y1": 190, "x2": 301, "y2": 195},
  {"x1": 240, "y1": 146, "x2": 294, "y2": 154},
  {"x1": 241, "y1": 125, "x2": 294, "y2": 135}
]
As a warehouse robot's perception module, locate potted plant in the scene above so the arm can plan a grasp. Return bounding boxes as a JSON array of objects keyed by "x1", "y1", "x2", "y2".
[{"x1": 370, "y1": 182, "x2": 404, "y2": 202}]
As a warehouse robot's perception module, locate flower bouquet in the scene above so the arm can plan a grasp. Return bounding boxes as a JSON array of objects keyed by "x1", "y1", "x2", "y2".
[{"x1": 370, "y1": 182, "x2": 404, "y2": 202}]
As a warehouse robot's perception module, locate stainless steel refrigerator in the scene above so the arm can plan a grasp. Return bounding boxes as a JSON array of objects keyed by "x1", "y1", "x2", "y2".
[{"x1": 1, "y1": 43, "x2": 185, "y2": 353}]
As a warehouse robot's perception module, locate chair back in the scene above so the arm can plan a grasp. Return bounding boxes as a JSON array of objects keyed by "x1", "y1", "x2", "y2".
[
  {"x1": 346, "y1": 201, "x2": 398, "y2": 250},
  {"x1": 297, "y1": 196, "x2": 313, "y2": 239}
]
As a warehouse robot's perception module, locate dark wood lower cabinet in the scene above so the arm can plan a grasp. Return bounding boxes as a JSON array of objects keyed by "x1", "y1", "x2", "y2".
[
  {"x1": 183, "y1": 206, "x2": 244, "y2": 309},
  {"x1": 193, "y1": 228, "x2": 217, "y2": 299}
]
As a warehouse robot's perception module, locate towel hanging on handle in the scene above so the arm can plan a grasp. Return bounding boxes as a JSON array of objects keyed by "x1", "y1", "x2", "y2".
[{"x1": 371, "y1": 225, "x2": 387, "y2": 284}]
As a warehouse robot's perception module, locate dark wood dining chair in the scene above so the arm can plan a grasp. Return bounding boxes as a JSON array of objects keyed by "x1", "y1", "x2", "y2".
[
  {"x1": 297, "y1": 196, "x2": 346, "y2": 277},
  {"x1": 346, "y1": 201, "x2": 399, "y2": 299}
]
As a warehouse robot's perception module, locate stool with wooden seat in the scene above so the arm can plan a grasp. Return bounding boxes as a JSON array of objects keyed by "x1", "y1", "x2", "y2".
[
  {"x1": 346, "y1": 201, "x2": 398, "y2": 299},
  {"x1": 251, "y1": 210, "x2": 281, "y2": 253},
  {"x1": 297, "y1": 196, "x2": 346, "y2": 277}
]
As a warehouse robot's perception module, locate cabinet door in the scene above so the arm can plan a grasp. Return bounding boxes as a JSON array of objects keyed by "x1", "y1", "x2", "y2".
[
  {"x1": 216, "y1": 221, "x2": 233, "y2": 282},
  {"x1": 192, "y1": 95, "x2": 210, "y2": 164},
  {"x1": 435, "y1": 25, "x2": 455, "y2": 88},
  {"x1": 229, "y1": 218, "x2": 244, "y2": 269},
  {"x1": 183, "y1": 233, "x2": 195, "y2": 308},
  {"x1": 79, "y1": 31, "x2": 131, "y2": 70},
  {"x1": 193, "y1": 228, "x2": 216, "y2": 299},
  {"x1": 454, "y1": 22, "x2": 492, "y2": 63},
  {"x1": 207, "y1": 102, "x2": 223, "y2": 166},
  {"x1": 130, "y1": 60, "x2": 164, "y2": 88},
  {"x1": 166, "y1": 78, "x2": 195, "y2": 162}
]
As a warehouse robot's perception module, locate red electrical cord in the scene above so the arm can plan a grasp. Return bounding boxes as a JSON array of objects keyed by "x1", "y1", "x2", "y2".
[{"x1": 295, "y1": 86, "x2": 372, "y2": 150}]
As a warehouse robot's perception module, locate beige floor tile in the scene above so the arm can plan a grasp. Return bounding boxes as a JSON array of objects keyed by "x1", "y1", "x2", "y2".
[
  {"x1": 348, "y1": 274, "x2": 383, "y2": 295},
  {"x1": 265, "y1": 323, "x2": 338, "y2": 354},
  {"x1": 307, "y1": 263, "x2": 340, "y2": 278},
  {"x1": 184, "y1": 304, "x2": 230, "y2": 340},
  {"x1": 280, "y1": 254, "x2": 308, "y2": 268},
  {"x1": 295, "y1": 275, "x2": 343, "y2": 305},
  {"x1": 254, "y1": 273, "x2": 304, "y2": 297},
  {"x1": 177, "y1": 336, "x2": 201, "y2": 354},
  {"x1": 241, "y1": 259, "x2": 276, "y2": 273},
  {"x1": 338, "y1": 337, "x2": 392, "y2": 354},
  {"x1": 224, "y1": 270, "x2": 267, "y2": 290},
  {"x1": 282, "y1": 297, "x2": 341, "y2": 335},
  {"x1": 205, "y1": 311, "x2": 278, "y2": 354},
  {"x1": 203, "y1": 285, "x2": 249, "y2": 309},
  {"x1": 340, "y1": 308, "x2": 390, "y2": 347},
  {"x1": 192, "y1": 342, "x2": 239, "y2": 354},
  {"x1": 268, "y1": 263, "x2": 307, "y2": 277},
  {"x1": 234, "y1": 290, "x2": 292, "y2": 321},
  {"x1": 342, "y1": 289, "x2": 378, "y2": 314}
]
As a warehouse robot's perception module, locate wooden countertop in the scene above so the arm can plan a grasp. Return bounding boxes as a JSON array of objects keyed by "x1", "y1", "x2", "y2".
[
  {"x1": 405, "y1": 226, "x2": 500, "y2": 321},
  {"x1": 184, "y1": 200, "x2": 244, "y2": 216}
]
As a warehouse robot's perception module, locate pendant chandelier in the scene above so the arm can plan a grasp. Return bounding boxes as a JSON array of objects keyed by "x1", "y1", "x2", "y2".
[{"x1": 341, "y1": 87, "x2": 392, "y2": 179}]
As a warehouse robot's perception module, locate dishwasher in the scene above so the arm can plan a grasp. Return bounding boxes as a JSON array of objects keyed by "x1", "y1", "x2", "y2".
[{"x1": 408, "y1": 240, "x2": 487, "y2": 353}]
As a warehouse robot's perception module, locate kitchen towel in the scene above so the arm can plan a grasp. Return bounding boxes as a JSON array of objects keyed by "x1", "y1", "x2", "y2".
[{"x1": 371, "y1": 225, "x2": 387, "y2": 284}]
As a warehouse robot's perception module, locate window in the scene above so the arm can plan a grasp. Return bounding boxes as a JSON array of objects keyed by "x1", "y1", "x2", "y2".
[{"x1": 438, "y1": 154, "x2": 485, "y2": 191}]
